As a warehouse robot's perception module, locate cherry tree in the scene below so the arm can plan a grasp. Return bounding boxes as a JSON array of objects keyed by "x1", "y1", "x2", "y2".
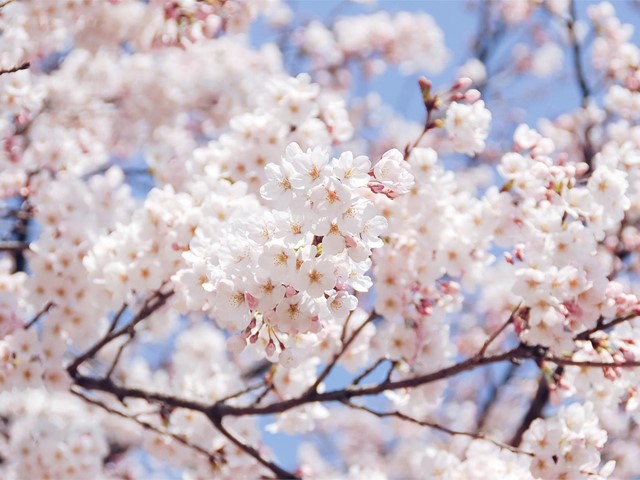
[{"x1": 1, "y1": 0, "x2": 640, "y2": 478}]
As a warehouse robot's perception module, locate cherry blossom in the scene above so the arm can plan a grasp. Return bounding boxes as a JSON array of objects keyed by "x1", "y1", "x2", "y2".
[{"x1": 2, "y1": 0, "x2": 640, "y2": 478}]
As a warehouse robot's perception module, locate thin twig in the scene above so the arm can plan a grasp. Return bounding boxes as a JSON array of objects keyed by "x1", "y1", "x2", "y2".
[
  {"x1": 209, "y1": 415, "x2": 299, "y2": 480},
  {"x1": 24, "y1": 301, "x2": 55, "y2": 329},
  {"x1": 566, "y1": 0, "x2": 595, "y2": 169},
  {"x1": 216, "y1": 382, "x2": 266, "y2": 404},
  {"x1": 543, "y1": 356, "x2": 640, "y2": 369},
  {"x1": 575, "y1": 313, "x2": 638, "y2": 341},
  {"x1": 0, "y1": 62, "x2": 29, "y2": 76},
  {"x1": 0, "y1": 241, "x2": 27, "y2": 252},
  {"x1": 566, "y1": 0, "x2": 590, "y2": 107},
  {"x1": 68, "y1": 289, "x2": 172, "y2": 376},
  {"x1": 509, "y1": 373, "x2": 550, "y2": 447},
  {"x1": 213, "y1": 346, "x2": 526, "y2": 418},
  {"x1": 476, "y1": 362, "x2": 519, "y2": 432},
  {"x1": 382, "y1": 359, "x2": 398, "y2": 383},
  {"x1": 105, "y1": 334, "x2": 135, "y2": 379},
  {"x1": 251, "y1": 384, "x2": 274, "y2": 407},
  {"x1": 71, "y1": 389, "x2": 224, "y2": 466},
  {"x1": 72, "y1": 374, "x2": 209, "y2": 412},
  {"x1": 107, "y1": 303, "x2": 128, "y2": 336},
  {"x1": 405, "y1": 107, "x2": 436, "y2": 159},
  {"x1": 339, "y1": 309, "x2": 355, "y2": 344},
  {"x1": 343, "y1": 400, "x2": 532, "y2": 456},
  {"x1": 305, "y1": 311, "x2": 376, "y2": 395},
  {"x1": 476, "y1": 303, "x2": 520, "y2": 359},
  {"x1": 352, "y1": 358, "x2": 386, "y2": 385}
]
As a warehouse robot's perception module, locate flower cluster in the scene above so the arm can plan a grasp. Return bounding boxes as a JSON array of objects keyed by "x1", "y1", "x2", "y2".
[
  {"x1": 299, "y1": 11, "x2": 449, "y2": 78},
  {"x1": 180, "y1": 142, "x2": 406, "y2": 361},
  {"x1": 496, "y1": 125, "x2": 629, "y2": 353},
  {"x1": 522, "y1": 402, "x2": 613, "y2": 479}
]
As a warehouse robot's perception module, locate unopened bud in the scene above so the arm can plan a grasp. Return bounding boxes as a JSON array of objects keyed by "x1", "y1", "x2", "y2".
[
  {"x1": 453, "y1": 77, "x2": 473, "y2": 90},
  {"x1": 464, "y1": 89, "x2": 481, "y2": 103},
  {"x1": 265, "y1": 339, "x2": 276, "y2": 357},
  {"x1": 285, "y1": 285, "x2": 296, "y2": 298},
  {"x1": 418, "y1": 76, "x2": 432, "y2": 103}
]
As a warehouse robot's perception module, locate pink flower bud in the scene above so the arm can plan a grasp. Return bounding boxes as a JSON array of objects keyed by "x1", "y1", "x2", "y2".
[
  {"x1": 453, "y1": 77, "x2": 473, "y2": 90},
  {"x1": 464, "y1": 89, "x2": 481, "y2": 103},
  {"x1": 265, "y1": 339, "x2": 276, "y2": 357},
  {"x1": 310, "y1": 316, "x2": 322, "y2": 333},
  {"x1": 368, "y1": 181, "x2": 386, "y2": 194}
]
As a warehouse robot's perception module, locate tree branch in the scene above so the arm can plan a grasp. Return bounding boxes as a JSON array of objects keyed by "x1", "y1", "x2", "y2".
[
  {"x1": 476, "y1": 362, "x2": 519, "y2": 432},
  {"x1": 566, "y1": 0, "x2": 590, "y2": 107},
  {"x1": 0, "y1": 62, "x2": 29, "y2": 76},
  {"x1": 343, "y1": 400, "x2": 532, "y2": 456},
  {"x1": 67, "y1": 289, "x2": 173, "y2": 377},
  {"x1": 543, "y1": 356, "x2": 640, "y2": 369},
  {"x1": 305, "y1": 310, "x2": 376, "y2": 395},
  {"x1": 509, "y1": 373, "x2": 550, "y2": 447},
  {"x1": 565, "y1": 0, "x2": 595, "y2": 169},
  {"x1": 575, "y1": 313, "x2": 638, "y2": 341},
  {"x1": 352, "y1": 357, "x2": 387, "y2": 385},
  {"x1": 212, "y1": 346, "x2": 526, "y2": 418},
  {"x1": 72, "y1": 374, "x2": 210, "y2": 412},
  {"x1": 475, "y1": 303, "x2": 520, "y2": 359},
  {"x1": 0, "y1": 241, "x2": 27, "y2": 253},
  {"x1": 208, "y1": 415, "x2": 299, "y2": 480},
  {"x1": 24, "y1": 301, "x2": 55, "y2": 329},
  {"x1": 71, "y1": 389, "x2": 224, "y2": 467}
]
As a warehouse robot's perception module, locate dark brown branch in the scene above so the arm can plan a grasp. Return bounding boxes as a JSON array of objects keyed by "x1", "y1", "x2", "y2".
[
  {"x1": 344, "y1": 400, "x2": 532, "y2": 456},
  {"x1": 352, "y1": 357, "x2": 387, "y2": 385},
  {"x1": 473, "y1": 1, "x2": 506, "y2": 94},
  {"x1": 476, "y1": 362, "x2": 519, "y2": 432},
  {"x1": 208, "y1": 415, "x2": 299, "y2": 480},
  {"x1": 24, "y1": 301, "x2": 55, "y2": 329},
  {"x1": 251, "y1": 384, "x2": 274, "y2": 407},
  {"x1": 575, "y1": 313, "x2": 638, "y2": 341},
  {"x1": 405, "y1": 106, "x2": 437, "y2": 159},
  {"x1": 383, "y1": 361, "x2": 398, "y2": 383},
  {"x1": 0, "y1": 241, "x2": 27, "y2": 252},
  {"x1": 212, "y1": 346, "x2": 526, "y2": 418},
  {"x1": 543, "y1": 356, "x2": 640, "y2": 368},
  {"x1": 71, "y1": 389, "x2": 224, "y2": 467},
  {"x1": 72, "y1": 374, "x2": 210, "y2": 412},
  {"x1": 8, "y1": 194, "x2": 31, "y2": 274},
  {"x1": 0, "y1": 62, "x2": 29, "y2": 76},
  {"x1": 566, "y1": 0, "x2": 595, "y2": 169},
  {"x1": 216, "y1": 382, "x2": 266, "y2": 404},
  {"x1": 566, "y1": 0, "x2": 590, "y2": 107},
  {"x1": 305, "y1": 311, "x2": 376, "y2": 395},
  {"x1": 73, "y1": 347, "x2": 525, "y2": 424},
  {"x1": 476, "y1": 304, "x2": 520, "y2": 359},
  {"x1": 105, "y1": 334, "x2": 135, "y2": 379},
  {"x1": 339, "y1": 308, "x2": 354, "y2": 344},
  {"x1": 68, "y1": 289, "x2": 173, "y2": 376},
  {"x1": 509, "y1": 373, "x2": 550, "y2": 447},
  {"x1": 107, "y1": 303, "x2": 128, "y2": 336}
]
